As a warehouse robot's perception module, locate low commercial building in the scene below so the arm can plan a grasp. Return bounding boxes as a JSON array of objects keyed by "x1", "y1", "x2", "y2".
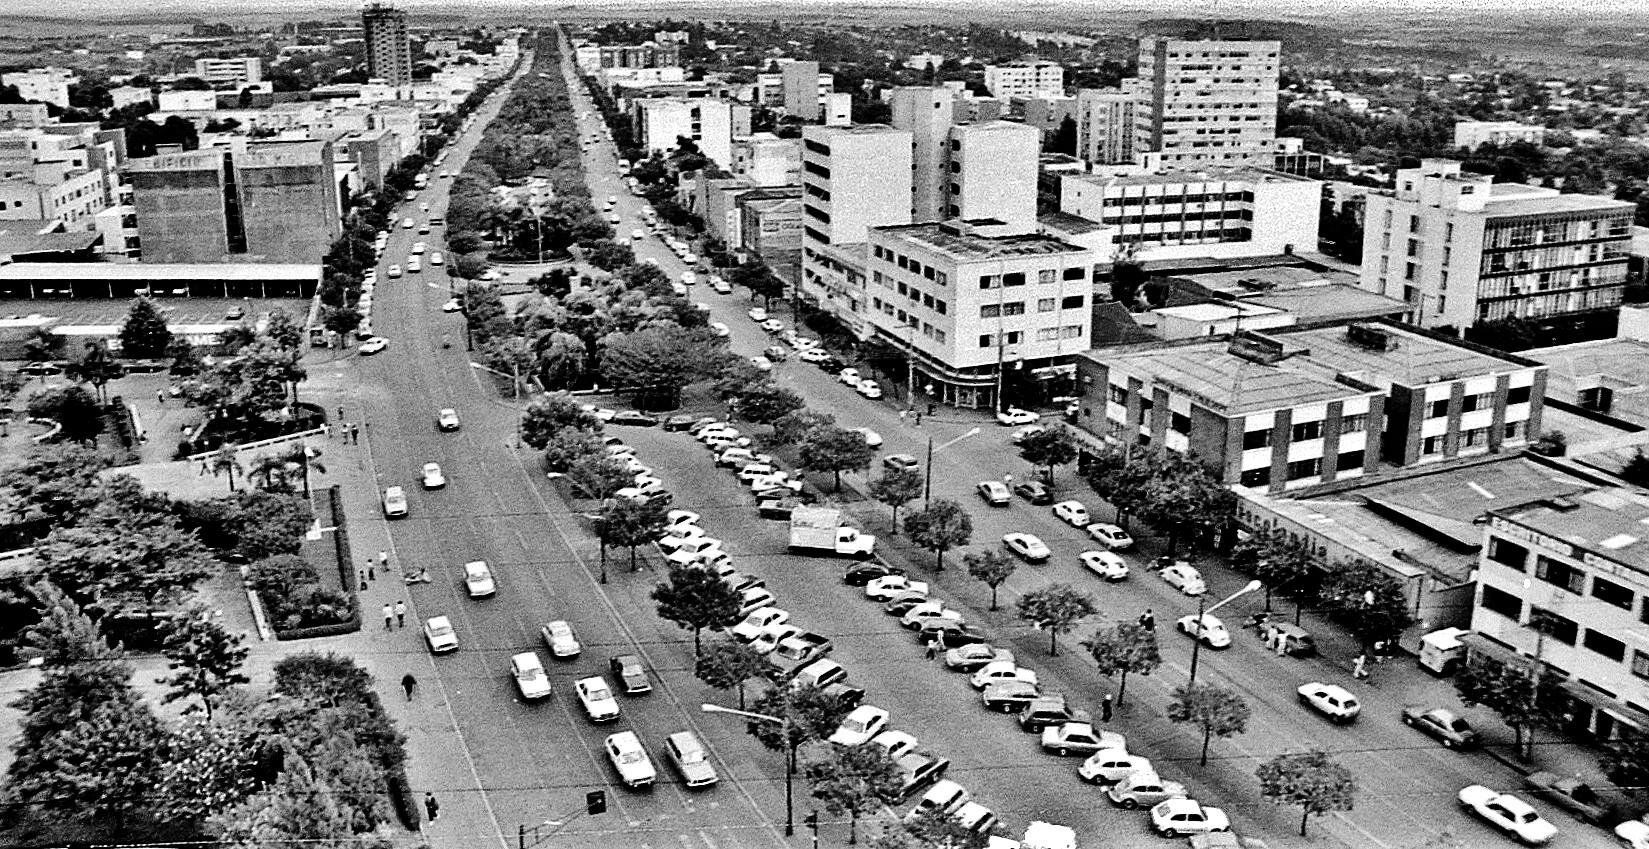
[
  {"x1": 740, "y1": 196, "x2": 803, "y2": 281},
  {"x1": 2, "y1": 68, "x2": 77, "y2": 109},
  {"x1": 631, "y1": 98, "x2": 733, "y2": 168},
  {"x1": 0, "y1": 261, "x2": 321, "y2": 299},
  {"x1": 731, "y1": 133, "x2": 799, "y2": 187},
  {"x1": 193, "y1": 57, "x2": 262, "y2": 87},
  {"x1": 1454, "y1": 120, "x2": 1546, "y2": 150},
  {"x1": 1471, "y1": 487, "x2": 1649, "y2": 740}
]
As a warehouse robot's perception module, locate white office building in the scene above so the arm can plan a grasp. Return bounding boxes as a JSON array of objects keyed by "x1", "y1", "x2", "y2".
[
  {"x1": 1454, "y1": 121, "x2": 1547, "y2": 150},
  {"x1": 944, "y1": 122, "x2": 1039, "y2": 229},
  {"x1": 1135, "y1": 38, "x2": 1280, "y2": 168},
  {"x1": 2, "y1": 68, "x2": 77, "y2": 109},
  {"x1": 193, "y1": 57, "x2": 263, "y2": 87},
  {"x1": 799, "y1": 124, "x2": 913, "y2": 331},
  {"x1": 983, "y1": 62, "x2": 1065, "y2": 99},
  {"x1": 632, "y1": 98, "x2": 733, "y2": 169},
  {"x1": 1075, "y1": 86, "x2": 1138, "y2": 168}
]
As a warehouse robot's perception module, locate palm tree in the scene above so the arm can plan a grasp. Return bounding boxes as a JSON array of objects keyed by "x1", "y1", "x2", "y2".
[
  {"x1": 246, "y1": 452, "x2": 294, "y2": 493},
  {"x1": 211, "y1": 444, "x2": 244, "y2": 492},
  {"x1": 283, "y1": 442, "x2": 325, "y2": 496}
]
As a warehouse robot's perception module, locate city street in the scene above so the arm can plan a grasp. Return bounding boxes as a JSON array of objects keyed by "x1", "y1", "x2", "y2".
[{"x1": 346, "y1": 37, "x2": 1621, "y2": 849}]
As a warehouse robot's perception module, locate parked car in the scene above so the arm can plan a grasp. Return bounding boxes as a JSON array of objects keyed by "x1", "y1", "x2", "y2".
[
  {"x1": 575, "y1": 676, "x2": 620, "y2": 722},
  {"x1": 883, "y1": 454, "x2": 919, "y2": 472},
  {"x1": 855, "y1": 379, "x2": 883, "y2": 399},
  {"x1": 1107, "y1": 770, "x2": 1187, "y2": 809},
  {"x1": 996, "y1": 407, "x2": 1041, "y2": 426},
  {"x1": 1176, "y1": 613, "x2": 1232, "y2": 648},
  {"x1": 423, "y1": 615, "x2": 458, "y2": 653},
  {"x1": 1002, "y1": 532, "x2": 1051, "y2": 563},
  {"x1": 463, "y1": 561, "x2": 495, "y2": 597},
  {"x1": 837, "y1": 367, "x2": 861, "y2": 385},
  {"x1": 664, "y1": 731, "x2": 719, "y2": 788},
  {"x1": 906, "y1": 780, "x2": 969, "y2": 821},
  {"x1": 1160, "y1": 563, "x2": 1207, "y2": 595},
  {"x1": 604, "y1": 731, "x2": 656, "y2": 788},
  {"x1": 1150, "y1": 799, "x2": 1230, "y2": 838},
  {"x1": 1086, "y1": 523, "x2": 1134, "y2": 549},
  {"x1": 1051, "y1": 500, "x2": 1090, "y2": 527},
  {"x1": 664, "y1": 414, "x2": 698, "y2": 432},
  {"x1": 844, "y1": 561, "x2": 901, "y2": 586},
  {"x1": 1401, "y1": 706, "x2": 1479, "y2": 749},
  {"x1": 360, "y1": 336, "x2": 390, "y2": 355},
  {"x1": 1079, "y1": 550, "x2": 1129, "y2": 581},
  {"x1": 732, "y1": 608, "x2": 791, "y2": 642},
  {"x1": 895, "y1": 750, "x2": 952, "y2": 799},
  {"x1": 1457, "y1": 785, "x2": 1558, "y2": 845},
  {"x1": 924, "y1": 622, "x2": 988, "y2": 649},
  {"x1": 981, "y1": 679, "x2": 1041, "y2": 712},
  {"x1": 945, "y1": 643, "x2": 1013, "y2": 672},
  {"x1": 976, "y1": 480, "x2": 1011, "y2": 506},
  {"x1": 866, "y1": 575, "x2": 927, "y2": 601},
  {"x1": 1014, "y1": 481, "x2": 1053, "y2": 505},
  {"x1": 853, "y1": 426, "x2": 883, "y2": 448},
  {"x1": 541, "y1": 620, "x2": 582, "y2": 658},
  {"x1": 609, "y1": 655, "x2": 652, "y2": 695},
  {"x1": 828, "y1": 705, "x2": 890, "y2": 746},
  {"x1": 611, "y1": 410, "x2": 659, "y2": 427},
  {"x1": 1019, "y1": 697, "x2": 1086, "y2": 733},
  {"x1": 970, "y1": 660, "x2": 1038, "y2": 690},
  {"x1": 509, "y1": 651, "x2": 551, "y2": 700},
  {"x1": 1522, "y1": 771, "x2": 1609, "y2": 825},
  {"x1": 1078, "y1": 751, "x2": 1153, "y2": 784},
  {"x1": 871, "y1": 730, "x2": 920, "y2": 760},
  {"x1": 1297, "y1": 682, "x2": 1361, "y2": 723}
]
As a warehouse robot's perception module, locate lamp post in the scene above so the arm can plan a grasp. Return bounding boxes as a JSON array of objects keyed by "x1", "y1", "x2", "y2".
[
  {"x1": 924, "y1": 426, "x2": 981, "y2": 507},
  {"x1": 1188, "y1": 579, "x2": 1263, "y2": 686},
  {"x1": 701, "y1": 703, "x2": 793, "y2": 835}
]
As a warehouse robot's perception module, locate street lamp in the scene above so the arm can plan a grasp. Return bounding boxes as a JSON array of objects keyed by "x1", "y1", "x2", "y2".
[
  {"x1": 1188, "y1": 579, "x2": 1263, "y2": 686},
  {"x1": 701, "y1": 703, "x2": 793, "y2": 836},
  {"x1": 924, "y1": 426, "x2": 981, "y2": 507}
]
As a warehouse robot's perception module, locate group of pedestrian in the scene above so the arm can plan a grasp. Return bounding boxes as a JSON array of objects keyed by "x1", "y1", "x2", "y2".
[
  {"x1": 336, "y1": 422, "x2": 362, "y2": 444},
  {"x1": 382, "y1": 599, "x2": 408, "y2": 630}
]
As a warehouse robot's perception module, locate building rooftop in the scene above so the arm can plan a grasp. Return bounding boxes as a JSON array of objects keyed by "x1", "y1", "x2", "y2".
[
  {"x1": 1493, "y1": 487, "x2": 1649, "y2": 574},
  {"x1": 0, "y1": 262, "x2": 322, "y2": 281},
  {"x1": 1482, "y1": 183, "x2": 1636, "y2": 217},
  {"x1": 1087, "y1": 338, "x2": 1371, "y2": 415},
  {"x1": 807, "y1": 123, "x2": 907, "y2": 137},
  {"x1": 1067, "y1": 165, "x2": 1314, "y2": 189},
  {"x1": 1155, "y1": 301, "x2": 1284, "y2": 322},
  {"x1": 1285, "y1": 323, "x2": 1530, "y2": 389},
  {"x1": 125, "y1": 149, "x2": 225, "y2": 171},
  {"x1": 875, "y1": 221, "x2": 1090, "y2": 262},
  {"x1": 1038, "y1": 210, "x2": 1109, "y2": 235},
  {"x1": 1167, "y1": 264, "x2": 1409, "y2": 326}
]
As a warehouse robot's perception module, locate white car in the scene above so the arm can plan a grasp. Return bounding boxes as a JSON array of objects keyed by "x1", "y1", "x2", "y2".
[
  {"x1": 402, "y1": 217, "x2": 415, "y2": 229},
  {"x1": 1176, "y1": 613, "x2": 1230, "y2": 648},
  {"x1": 411, "y1": 241, "x2": 427, "y2": 254},
  {"x1": 1078, "y1": 751, "x2": 1154, "y2": 784},
  {"x1": 1079, "y1": 550, "x2": 1129, "y2": 581},
  {"x1": 605, "y1": 731, "x2": 657, "y2": 788},
  {"x1": 541, "y1": 620, "x2": 582, "y2": 658},
  {"x1": 761, "y1": 318, "x2": 785, "y2": 333},
  {"x1": 441, "y1": 298, "x2": 462, "y2": 312},
  {"x1": 1150, "y1": 798, "x2": 1230, "y2": 838},
  {"x1": 709, "y1": 321, "x2": 730, "y2": 337},
  {"x1": 386, "y1": 264, "x2": 402, "y2": 278},
  {"x1": 856, "y1": 379, "x2": 884, "y2": 399},
  {"x1": 437, "y1": 408, "x2": 461, "y2": 430},
  {"x1": 630, "y1": 228, "x2": 645, "y2": 240},
  {"x1": 1010, "y1": 424, "x2": 1046, "y2": 444},
  {"x1": 750, "y1": 355, "x2": 773, "y2": 372},
  {"x1": 837, "y1": 367, "x2": 861, "y2": 386},
  {"x1": 865, "y1": 575, "x2": 926, "y2": 601},
  {"x1": 423, "y1": 615, "x2": 458, "y2": 653},
  {"x1": 419, "y1": 202, "x2": 430, "y2": 212},
  {"x1": 748, "y1": 306, "x2": 769, "y2": 322},
  {"x1": 828, "y1": 705, "x2": 890, "y2": 746},
  {"x1": 1160, "y1": 563, "x2": 1206, "y2": 596},
  {"x1": 996, "y1": 407, "x2": 1041, "y2": 427},
  {"x1": 731, "y1": 608, "x2": 790, "y2": 641},
  {"x1": 976, "y1": 480, "x2": 1010, "y2": 506},
  {"x1": 575, "y1": 675, "x2": 620, "y2": 722},
  {"x1": 1297, "y1": 682, "x2": 1361, "y2": 723},
  {"x1": 1051, "y1": 500, "x2": 1090, "y2": 527},
  {"x1": 853, "y1": 426, "x2": 883, "y2": 448},
  {"x1": 1458, "y1": 785, "x2": 1557, "y2": 845},
  {"x1": 871, "y1": 730, "x2": 919, "y2": 760},
  {"x1": 382, "y1": 485, "x2": 408, "y2": 517},
  {"x1": 1086, "y1": 523, "x2": 1134, "y2": 549},
  {"x1": 711, "y1": 277, "x2": 733, "y2": 294},
  {"x1": 1002, "y1": 532, "x2": 1051, "y2": 563},
  {"x1": 421, "y1": 462, "x2": 446, "y2": 489},
  {"x1": 463, "y1": 560, "x2": 495, "y2": 597},
  {"x1": 359, "y1": 337, "x2": 389, "y2": 355},
  {"x1": 798, "y1": 347, "x2": 832, "y2": 363},
  {"x1": 665, "y1": 731, "x2": 720, "y2": 788},
  {"x1": 665, "y1": 509, "x2": 701, "y2": 529},
  {"x1": 970, "y1": 660, "x2": 1038, "y2": 690},
  {"x1": 510, "y1": 652, "x2": 551, "y2": 700},
  {"x1": 656, "y1": 525, "x2": 708, "y2": 551},
  {"x1": 1614, "y1": 818, "x2": 1649, "y2": 849},
  {"x1": 429, "y1": 251, "x2": 444, "y2": 266}
]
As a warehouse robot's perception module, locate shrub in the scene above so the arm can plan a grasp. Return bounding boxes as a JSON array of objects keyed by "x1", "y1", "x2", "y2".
[{"x1": 248, "y1": 554, "x2": 353, "y2": 633}]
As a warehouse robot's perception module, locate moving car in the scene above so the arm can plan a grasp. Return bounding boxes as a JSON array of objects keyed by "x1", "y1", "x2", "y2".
[
  {"x1": 1086, "y1": 523, "x2": 1134, "y2": 549},
  {"x1": 421, "y1": 462, "x2": 446, "y2": 489},
  {"x1": 441, "y1": 297, "x2": 462, "y2": 312},
  {"x1": 386, "y1": 263, "x2": 403, "y2": 278},
  {"x1": 436, "y1": 408, "x2": 461, "y2": 431},
  {"x1": 575, "y1": 675, "x2": 620, "y2": 722},
  {"x1": 359, "y1": 336, "x2": 390, "y2": 355},
  {"x1": 1401, "y1": 707, "x2": 1479, "y2": 749},
  {"x1": 609, "y1": 655, "x2": 652, "y2": 695},
  {"x1": 402, "y1": 217, "x2": 415, "y2": 229},
  {"x1": 509, "y1": 651, "x2": 551, "y2": 700},
  {"x1": 828, "y1": 705, "x2": 890, "y2": 746},
  {"x1": 541, "y1": 620, "x2": 582, "y2": 658},
  {"x1": 1150, "y1": 798, "x2": 1230, "y2": 838},
  {"x1": 1176, "y1": 613, "x2": 1231, "y2": 648},
  {"x1": 1079, "y1": 550, "x2": 1129, "y2": 581},
  {"x1": 1457, "y1": 785, "x2": 1557, "y2": 845},
  {"x1": 604, "y1": 731, "x2": 656, "y2": 788},
  {"x1": 382, "y1": 485, "x2": 408, "y2": 518},
  {"x1": 1160, "y1": 563, "x2": 1207, "y2": 596},
  {"x1": 1013, "y1": 481, "x2": 1053, "y2": 505},
  {"x1": 1297, "y1": 682, "x2": 1361, "y2": 723},
  {"x1": 664, "y1": 731, "x2": 719, "y2": 788},
  {"x1": 463, "y1": 560, "x2": 495, "y2": 597},
  {"x1": 423, "y1": 616, "x2": 458, "y2": 653},
  {"x1": 996, "y1": 407, "x2": 1041, "y2": 426},
  {"x1": 1002, "y1": 532, "x2": 1051, "y2": 563},
  {"x1": 1051, "y1": 500, "x2": 1090, "y2": 527},
  {"x1": 976, "y1": 480, "x2": 1011, "y2": 506}
]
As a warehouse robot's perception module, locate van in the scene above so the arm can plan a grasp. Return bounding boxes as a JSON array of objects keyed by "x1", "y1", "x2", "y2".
[{"x1": 1419, "y1": 627, "x2": 1469, "y2": 675}]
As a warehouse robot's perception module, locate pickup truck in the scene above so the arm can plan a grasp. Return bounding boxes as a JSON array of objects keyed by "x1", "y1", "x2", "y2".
[
  {"x1": 1522, "y1": 770, "x2": 1611, "y2": 825},
  {"x1": 789, "y1": 506, "x2": 876, "y2": 558},
  {"x1": 768, "y1": 631, "x2": 834, "y2": 677}
]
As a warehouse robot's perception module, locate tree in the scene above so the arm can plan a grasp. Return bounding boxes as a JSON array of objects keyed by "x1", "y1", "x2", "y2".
[
  {"x1": 1082, "y1": 621, "x2": 1161, "y2": 705},
  {"x1": 26, "y1": 384, "x2": 104, "y2": 443},
  {"x1": 964, "y1": 549, "x2": 1018, "y2": 611},
  {"x1": 747, "y1": 683, "x2": 854, "y2": 775},
  {"x1": 731, "y1": 261, "x2": 786, "y2": 308},
  {"x1": 64, "y1": 342, "x2": 123, "y2": 403},
  {"x1": 803, "y1": 743, "x2": 904, "y2": 844},
  {"x1": 157, "y1": 603, "x2": 250, "y2": 719},
  {"x1": 1082, "y1": 442, "x2": 1153, "y2": 529},
  {"x1": 1111, "y1": 260, "x2": 1148, "y2": 307},
  {"x1": 868, "y1": 467, "x2": 924, "y2": 537},
  {"x1": 594, "y1": 495, "x2": 668, "y2": 573},
  {"x1": 653, "y1": 565, "x2": 743, "y2": 658},
  {"x1": 799, "y1": 424, "x2": 876, "y2": 491},
  {"x1": 696, "y1": 638, "x2": 773, "y2": 708},
  {"x1": 167, "y1": 336, "x2": 204, "y2": 376},
  {"x1": 320, "y1": 304, "x2": 363, "y2": 338},
  {"x1": 1321, "y1": 559, "x2": 1415, "y2": 650},
  {"x1": 1018, "y1": 425, "x2": 1078, "y2": 488},
  {"x1": 22, "y1": 325, "x2": 63, "y2": 367},
  {"x1": 227, "y1": 490, "x2": 313, "y2": 561},
  {"x1": 1016, "y1": 583, "x2": 1097, "y2": 656},
  {"x1": 1137, "y1": 451, "x2": 1233, "y2": 555},
  {"x1": 213, "y1": 750, "x2": 353, "y2": 848},
  {"x1": 1600, "y1": 727, "x2": 1649, "y2": 797},
  {"x1": 263, "y1": 308, "x2": 304, "y2": 351},
  {"x1": 904, "y1": 499, "x2": 972, "y2": 571},
  {"x1": 119, "y1": 296, "x2": 174, "y2": 359},
  {"x1": 541, "y1": 427, "x2": 605, "y2": 474},
  {"x1": 1256, "y1": 750, "x2": 1357, "y2": 836},
  {"x1": 0, "y1": 443, "x2": 108, "y2": 526},
  {"x1": 568, "y1": 452, "x2": 635, "y2": 500},
  {"x1": 1166, "y1": 682, "x2": 1251, "y2": 766},
  {"x1": 212, "y1": 443, "x2": 245, "y2": 491},
  {"x1": 732, "y1": 383, "x2": 806, "y2": 425},
  {"x1": 1454, "y1": 653, "x2": 1542, "y2": 761},
  {"x1": 600, "y1": 324, "x2": 734, "y2": 409},
  {"x1": 769, "y1": 408, "x2": 835, "y2": 447},
  {"x1": 33, "y1": 489, "x2": 217, "y2": 618}
]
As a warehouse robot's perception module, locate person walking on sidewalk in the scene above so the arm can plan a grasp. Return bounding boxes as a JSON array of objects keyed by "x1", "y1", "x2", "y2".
[
  {"x1": 1352, "y1": 653, "x2": 1370, "y2": 680},
  {"x1": 924, "y1": 638, "x2": 939, "y2": 661},
  {"x1": 382, "y1": 602, "x2": 394, "y2": 630},
  {"x1": 401, "y1": 673, "x2": 418, "y2": 701},
  {"x1": 1138, "y1": 609, "x2": 1155, "y2": 632},
  {"x1": 424, "y1": 793, "x2": 440, "y2": 821},
  {"x1": 366, "y1": 560, "x2": 375, "y2": 581},
  {"x1": 1101, "y1": 693, "x2": 1114, "y2": 722},
  {"x1": 156, "y1": 389, "x2": 165, "y2": 405},
  {"x1": 379, "y1": 550, "x2": 390, "y2": 571},
  {"x1": 394, "y1": 600, "x2": 407, "y2": 628}
]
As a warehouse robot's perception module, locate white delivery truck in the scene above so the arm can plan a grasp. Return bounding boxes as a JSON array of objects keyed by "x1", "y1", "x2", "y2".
[
  {"x1": 1419, "y1": 627, "x2": 1469, "y2": 675},
  {"x1": 1021, "y1": 821, "x2": 1076, "y2": 849},
  {"x1": 788, "y1": 506, "x2": 876, "y2": 558}
]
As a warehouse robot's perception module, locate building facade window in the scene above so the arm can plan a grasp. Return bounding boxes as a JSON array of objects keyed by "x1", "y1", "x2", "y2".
[
  {"x1": 1487, "y1": 536, "x2": 1528, "y2": 570},
  {"x1": 1340, "y1": 414, "x2": 1366, "y2": 433},
  {"x1": 1633, "y1": 650, "x2": 1649, "y2": 682},
  {"x1": 1336, "y1": 449, "x2": 1364, "y2": 470},
  {"x1": 1584, "y1": 629, "x2": 1626, "y2": 662},
  {"x1": 1286, "y1": 458, "x2": 1322, "y2": 480},
  {"x1": 1530, "y1": 607, "x2": 1578, "y2": 645},
  {"x1": 1240, "y1": 467, "x2": 1270, "y2": 487},
  {"x1": 1242, "y1": 428, "x2": 1271, "y2": 450},
  {"x1": 1534, "y1": 557, "x2": 1585, "y2": 594},
  {"x1": 1037, "y1": 297, "x2": 1056, "y2": 312},
  {"x1": 1422, "y1": 435, "x2": 1443, "y2": 455},
  {"x1": 1108, "y1": 385, "x2": 1127, "y2": 405},
  {"x1": 1480, "y1": 584, "x2": 1523, "y2": 620},
  {"x1": 1170, "y1": 412, "x2": 1190, "y2": 434},
  {"x1": 1592, "y1": 576, "x2": 1634, "y2": 610},
  {"x1": 1507, "y1": 385, "x2": 1531, "y2": 405},
  {"x1": 1428, "y1": 398, "x2": 1450, "y2": 418},
  {"x1": 1290, "y1": 420, "x2": 1323, "y2": 442}
]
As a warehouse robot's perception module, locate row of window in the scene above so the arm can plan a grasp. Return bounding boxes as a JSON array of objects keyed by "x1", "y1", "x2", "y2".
[
  {"x1": 979, "y1": 267, "x2": 1087, "y2": 289},
  {"x1": 1479, "y1": 585, "x2": 1640, "y2": 672},
  {"x1": 1240, "y1": 414, "x2": 1367, "y2": 450},
  {"x1": 1237, "y1": 450, "x2": 1364, "y2": 487},
  {"x1": 872, "y1": 245, "x2": 952, "y2": 286},
  {"x1": 979, "y1": 295, "x2": 1085, "y2": 318},
  {"x1": 1097, "y1": 191, "x2": 1255, "y2": 207}
]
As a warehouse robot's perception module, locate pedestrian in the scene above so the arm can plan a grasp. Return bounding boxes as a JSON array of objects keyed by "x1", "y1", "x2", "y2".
[
  {"x1": 382, "y1": 602, "x2": 394, "y2": 630},
  {"x1": 1138, "y1": 608, "x2": 1155, "y2": 632},
  {"x1": 927, "y1": 403, "x2": 936, "y2": 416},
  {"x1": 321, "y1": 422, "x2": 331, "y2": 438},
  {"x1": 367, "y1": 560, "x2": 375, "y2": 581},
  {"x1": 394, "y1": 599, "x2": 407, "y2": 628},
  {"x1": 924, "y1": 638, "x2": 939, "y2": 660},
  {"x1": 352, "y1": 423, "x2": 361, "y2": 444},
  {"x1": 1352, "y1": 653, "x2": 1369, "y2": 680},
  {"x1": 1373, "y1": 640, "x2": 1388, "y2": 663},
  {"x1": 156, "y1": 389, "x2": 165, "y2": 404},
  {"x1": 424, "y1": 792, "x2": 440, "y2": 821},
  {"x1": 379, "y1": 550, "x2": 390, "y2": 570},
  {"x1": 899, "y1": 409, "x2": 908, "y2": 426},
  {"x1": 1274, "y1": 631, "x2": 1287, "y2": 657},
  {"x1": 359, "y1": 569, "x2": 368, "y2": 591},
  {"x1": 337, "y1": 405, "x2": 344, "y2": 421},
  {"x1": 401, "y1": 673, "x2": 418, "y2": 701},
  {"x1": 1004, "y1": 472, "x2": 1014, "y2": 487},
  {"x1": 1101, "y1": 693, "x2": 1114, "y2": 722},
  {"x1": 914, "y1": 412, "x2": 923, "y2": 426}
]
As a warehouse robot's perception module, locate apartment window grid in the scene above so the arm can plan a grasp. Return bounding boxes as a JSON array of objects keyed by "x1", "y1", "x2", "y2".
[
  {"x1": 1534, "y1": 556, "x2": 1586, "y2": 595},
  {"x1": 1530, "y1": 607, "x2": 1579, "y2": 645}
]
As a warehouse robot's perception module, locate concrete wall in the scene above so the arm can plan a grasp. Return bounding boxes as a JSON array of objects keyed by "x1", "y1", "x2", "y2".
[{"x1": 129, "y1": 164, "x2": 231, "y2": 263}]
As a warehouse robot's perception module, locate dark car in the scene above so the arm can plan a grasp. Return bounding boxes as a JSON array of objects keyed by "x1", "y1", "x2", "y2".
[
  {"x1": 1018, "y1": 695, "x2": 1082, "y2": 732},
  {"x1": 895, "y1": 751, "x2": 952, "y2": 798},
  {"x1": 844, "y1": 562, "x2": 902, "y2": 586},
  {"x1": 981, "y1": 680, "x2": 1041, "y2": 713},
  {"x1": 884, "y1": 594, "x2": 929, "y2": 616},
  {"x1": 1013, "y1": 481, "x2": 1054, "y2": 505},
  {"x1": 609, "y1": 655, "x2": 652, "y2": 695},
  {"x1": 922, "y1": 622, "x2": 988, "y2": 649},
  {"x1": 822, "y1": 682, "x2": 866, "y2": 708},
  {"x1": 18, "y1": 362, "x2": 60, "y2": 376},
  {"x1": 611, "y1": 411, "x2": 659, "y2": 427},
  {"x1": 664, "y1": 414, "x2": 698, "y2": 432},
  {"x1": 812, "y1": 354, "x2": 845, "y2": 372},
  {"x1": 757, "y1": 487, "x2": 817, "y2": 504}
]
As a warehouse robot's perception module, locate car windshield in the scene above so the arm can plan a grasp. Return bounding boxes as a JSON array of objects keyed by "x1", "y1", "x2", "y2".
[
  {"x1": 586, "y1": 685, "x2": 611, "y2": 700},
  {"x1": 429, "y1": 622, "x2": 452, "y2": 636},
  {"x1": 618, "y1": 749, "x2": 645, "y2": 764},
  {"x1": 677, "y1": 745, "x2": 705, "y2": 763}
]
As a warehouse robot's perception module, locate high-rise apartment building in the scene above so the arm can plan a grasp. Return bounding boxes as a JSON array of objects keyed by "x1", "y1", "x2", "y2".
[
  {"x1": 361, "y1": 2, "x2": 412, "y2": 89},
  {"x1": 983, "y1": 62, "x2": 1065, "y2": 99},
  {"x1": 799, "y1": 124, "x2": 913, "y2": 326},
  {"x1": 782, "y1": 61, "x2": 826, "y2": 121},
  {"x1": 943, "y1": 122, "x2": 1039, "y2": 229},
  {"x1": 1359, "y1": 159, "x2": 1635, "y2": 332},
  {"x1": 889, "y1": 86, "x2": 956, "y2": 223},
  {"x1": 127, "y1": 140, "x2": 339, "y2": 264},
  {"x1": 1074, "y1": 86, "x2": 1137, "y2": 167},
  {"x1": 632, "y1": 98, "x2": 733, "y2": 169},
  {"x1": 1135, "y1": 37, "x2": 1279, "y2": 168}
]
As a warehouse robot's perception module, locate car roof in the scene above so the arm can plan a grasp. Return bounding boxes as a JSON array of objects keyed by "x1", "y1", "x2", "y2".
[
  {"x1": 1496, "y1": 794, "x2": 1537, "y2": 816},
  {"x1": 608, "y1": 730, "x2": 642, "y2": 747},
  {"x1": 667, "y1": 730, "x2": 703, "y2": 750},
  {"x1": 427, "y1": 615, "x2": 451, "y2": 627},
  {"x1": 511, "y1": 651, "x2": 542, "y2": 668}
]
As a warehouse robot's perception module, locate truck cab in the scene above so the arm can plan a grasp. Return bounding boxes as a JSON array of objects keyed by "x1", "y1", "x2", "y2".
[{"x1": 1419, "y1": 627, "x2": 1468, "y2": 675}]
